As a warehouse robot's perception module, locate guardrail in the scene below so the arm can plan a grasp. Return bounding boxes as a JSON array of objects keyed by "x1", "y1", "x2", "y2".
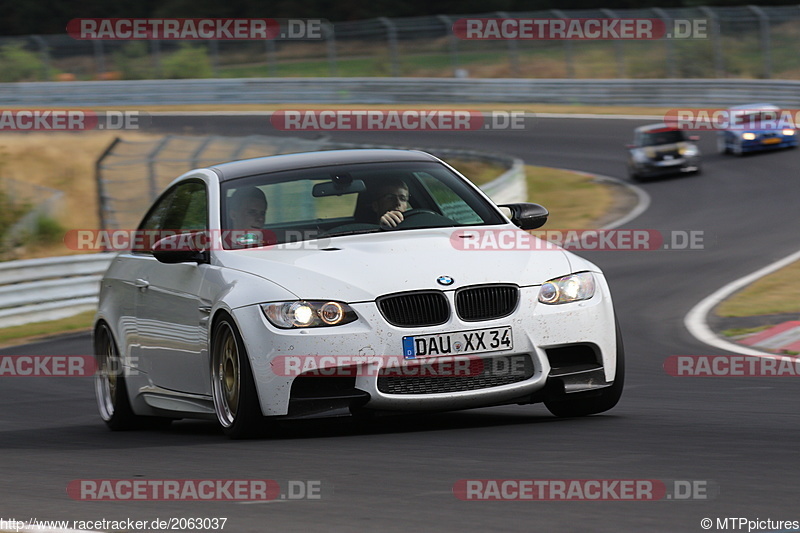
[
  {"x1": 0, "y1": 254, "x2": 112, "y2": 328},
  {"x1": 1, "y1": 146, "x2": 524, "y2": 328},
  {"x1": 4, "y1": 78, "x2": 800, "y2": 107}
]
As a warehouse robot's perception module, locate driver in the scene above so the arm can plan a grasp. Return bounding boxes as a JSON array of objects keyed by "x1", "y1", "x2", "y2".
[{"x1": 371, "y1": 178, "x2": 409, "y2": 228}]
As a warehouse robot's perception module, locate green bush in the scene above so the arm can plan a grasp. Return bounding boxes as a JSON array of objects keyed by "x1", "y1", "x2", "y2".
[
  {"x1": 0, "y1": 188, "x2": 32, "y2": 258},
  {"x1": 31, "y1": 215, "x2": 65, "y2": 245},
  {"x1": 112, "y1": 41, "x2": 154, "y2": 80},
  {"x1": 161, "y1": 43, "x2": 213, "y2": 79},
  {"x1": 0, "y1": 43, "x2": 45, "y2": 82}
]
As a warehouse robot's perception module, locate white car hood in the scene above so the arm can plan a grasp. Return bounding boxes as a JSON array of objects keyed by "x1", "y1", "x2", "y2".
[{"x1": 217, "y1": 227, "x2": 576, "y2": 303}]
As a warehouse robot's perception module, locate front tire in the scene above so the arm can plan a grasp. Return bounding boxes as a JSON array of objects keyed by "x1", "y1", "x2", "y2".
[
  {"x1": 544, "y1": 321, "x2": 624, "y2": 417},
  {"x1": 211, "y1": 315, "x2": 265, "y2": 439},
  {"x1": 717, "y1": 135, "x2": 727, "y2": 154},
  {"x1": 627, "y1": 165, "x2": 642, "y2": 182}
]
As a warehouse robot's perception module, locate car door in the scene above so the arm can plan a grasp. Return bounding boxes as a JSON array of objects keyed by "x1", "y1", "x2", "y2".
[{"x1": 134, "y1": 179, "x2": 212, "y2": 395}]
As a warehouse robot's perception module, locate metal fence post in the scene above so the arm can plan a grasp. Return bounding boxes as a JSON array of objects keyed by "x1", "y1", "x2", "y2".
[
  {"x1": 150, "y1": 39, "x2": 161, "y2": 78},
  {"x1": 699, "y1": 6, "x2": 724, "y2": 78},
  {"x1": 497, "y1": 12, "x2": 520, "y2": 77},
  {"x1": 748, "y1": 5, "x2": 772, "y2": 79},
  {"x1": 265, "y1": 38, "x2": 277, "y2": 77},
  {"x1": 209, "y1": 40, "x2": 220, "y2": 77},
  {"x1": 437, "y1": 15, "x2": 460, "y2": 76},
  {"x1": 92, "y1": 40, "x2": 106, "y2": 78},
  {"x1": 652, "y1": 8, "x2": 677, "y2": 78},
  {"x1": 601, "y1": 9, "x2": 626, "y2": 78},
  {"x1": 30, "y1": 36, "x2": 52, "y2": 81},
  {"x1": 190, "y1": 136, "x2": 218, "y2": 168},
  {"x1": 378, "y1": 17, "x2": 400, "y2": 77},
  {"x1": 323, "y1": 22, "x2": 338, "y2": 77},
  {"x1": 551, "y1": 10, "x2": 574, "y2": 79},
  {"x1": 146, "y1": 136, "x2": 173, "y2": 202},
  {"x1": 95, "y1": 137, "x2": 122, "y2": 231}
]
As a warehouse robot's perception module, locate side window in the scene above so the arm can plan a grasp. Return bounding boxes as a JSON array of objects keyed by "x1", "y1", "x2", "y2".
[
  {"x1": 167, "y1": 182, "x2": 208, "y2": 231},
  {"x1": 139, "y1": 189, "x2": 176, "y2": 232},
  {"x1": 135, "y1": 181, "x2": 207, "y2": 252}
]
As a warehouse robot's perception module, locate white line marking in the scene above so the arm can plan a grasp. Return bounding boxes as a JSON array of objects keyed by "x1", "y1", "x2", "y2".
[
  {"x1": 528, "y1": 113, "x2": 664, "y2": 121},
  {"x1": 684, "y1": 249, "x2": 800, "y2": 356}
]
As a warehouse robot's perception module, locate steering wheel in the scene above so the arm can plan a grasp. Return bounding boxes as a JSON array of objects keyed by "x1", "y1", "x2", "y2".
[
  {"x1": 383, "y1": 208, "x2": 450, "y2": 230},
  {"x1": 400, "y1": 208, "x2": 439, "y2": 218}
]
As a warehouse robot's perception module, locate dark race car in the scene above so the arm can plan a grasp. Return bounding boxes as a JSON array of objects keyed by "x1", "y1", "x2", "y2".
[{"x1": 627, "y1": 123, "x2": 701, "y2": 182}]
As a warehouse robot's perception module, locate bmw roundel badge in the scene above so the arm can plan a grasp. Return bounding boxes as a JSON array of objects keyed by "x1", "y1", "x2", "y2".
[{"x1": 437, "y1": 275, "x2": 454, "y2": 286}]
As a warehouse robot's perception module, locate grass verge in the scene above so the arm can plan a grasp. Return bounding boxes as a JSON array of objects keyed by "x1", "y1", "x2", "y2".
[
  {"x1": 715, "y1": 260, "x2": 800, "y2": 318},
  {"x1": 721, "y1": 325, "x2": 774, "y2": 338},
  {"x1": 0, "y1": 310, "x2": 96, "y2": 347},
  {"x1": 525, "y1": 165, "x2": 611, "y2": 229},
  {"x1": 0, "y1": 132, "x2": 166, "y2": 260}
]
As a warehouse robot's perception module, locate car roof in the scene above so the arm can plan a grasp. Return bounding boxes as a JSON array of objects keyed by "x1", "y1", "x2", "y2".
[
  {"x1": 209, "y1": 149, "x2": 440, "y2": 181},
  {"x1": 635, "y1": 123, "x2": 680, "y2": 133}
]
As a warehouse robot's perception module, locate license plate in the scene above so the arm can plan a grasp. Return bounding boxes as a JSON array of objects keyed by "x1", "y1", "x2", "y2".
[
  {"x1": 402, "y1": 326, "x2": 512, "y2": 359},
  {"x1": 762, "y1": 137, "x2": 781, "y2": 144}
]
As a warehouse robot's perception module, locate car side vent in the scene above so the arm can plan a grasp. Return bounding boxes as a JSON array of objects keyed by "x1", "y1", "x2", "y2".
[{"x1": 377, "y1": 291, "x2": 449, "y2": 327}]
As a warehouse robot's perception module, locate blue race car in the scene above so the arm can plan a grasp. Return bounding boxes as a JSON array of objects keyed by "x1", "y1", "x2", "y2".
[{"x1": 718, "y1": 104, "x2": 798, "y2": 155}]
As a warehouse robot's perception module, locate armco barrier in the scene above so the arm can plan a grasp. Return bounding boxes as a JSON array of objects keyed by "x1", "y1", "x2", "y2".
[
  {"x1": 0, "y1": 254, "x2": 112, "y2": 328},
  {"x1": 3, "y1": 78, "x2": 800, "y2": 107}
]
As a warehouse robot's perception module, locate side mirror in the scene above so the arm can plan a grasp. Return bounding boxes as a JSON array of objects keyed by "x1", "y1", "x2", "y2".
[
  {"x1": 498, "y1": 203, "x2": 549, "y2": 230},
  {"x1": 152, "y1": 232, "x2": 209, "y2": 264},
  {"x1": 625, "y1": 144, "x2": 637, "y2": 149}
]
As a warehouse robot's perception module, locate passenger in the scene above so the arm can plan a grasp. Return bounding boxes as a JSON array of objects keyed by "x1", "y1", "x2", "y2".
[{"x1": 229, "y1": 187, "x2": 267, "y2": 230}]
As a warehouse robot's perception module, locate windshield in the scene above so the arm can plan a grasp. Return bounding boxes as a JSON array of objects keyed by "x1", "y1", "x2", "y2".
[
  {"x1": 640, "y1": 130, "x2": 686, "y2": 146},
  {"x1": 220, "y1": 160, "x2": 505, "y2": 249}
]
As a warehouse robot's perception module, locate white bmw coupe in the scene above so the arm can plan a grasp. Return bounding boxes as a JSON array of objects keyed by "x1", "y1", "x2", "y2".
[{"x1": 94, "y1": 149, "x2": 623, "y2": 438}]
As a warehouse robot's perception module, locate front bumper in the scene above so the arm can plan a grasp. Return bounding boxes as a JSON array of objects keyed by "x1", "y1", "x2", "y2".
[
  {"x1": 232, "y1": 276, "x2": 619, "y2": 417},
  {"x1": 741, "y1": 137, "x2": 798, "y2": 152},
  {"x1": 633, "y1": 155, "x2": 700, "y2": 177}
]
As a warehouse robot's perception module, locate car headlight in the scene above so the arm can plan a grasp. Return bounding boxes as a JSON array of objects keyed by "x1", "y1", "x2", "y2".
[
  {"x1": 741, "y1": 132, "x2": 757, "y2": 141},
  {"x1": 782, "y1": 129, "x2": 795, "y2": 136},
  {"x1": 538, "y1": 272, "x2": 596, "y2": 305},
  {"x1": 631, "y1": 149, "x2": 650, "y2": 163},
  {"x1": 679, "y1": 145, "x2": 699, "y2": 156},
  {"x1": 261, "y1": 301, "x2": 357, "y2": 328}
]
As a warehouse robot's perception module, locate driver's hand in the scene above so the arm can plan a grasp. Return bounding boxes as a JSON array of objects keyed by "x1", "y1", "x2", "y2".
[{"x1": 379, "y1": 210, "x2": 404, "y2": 228}]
